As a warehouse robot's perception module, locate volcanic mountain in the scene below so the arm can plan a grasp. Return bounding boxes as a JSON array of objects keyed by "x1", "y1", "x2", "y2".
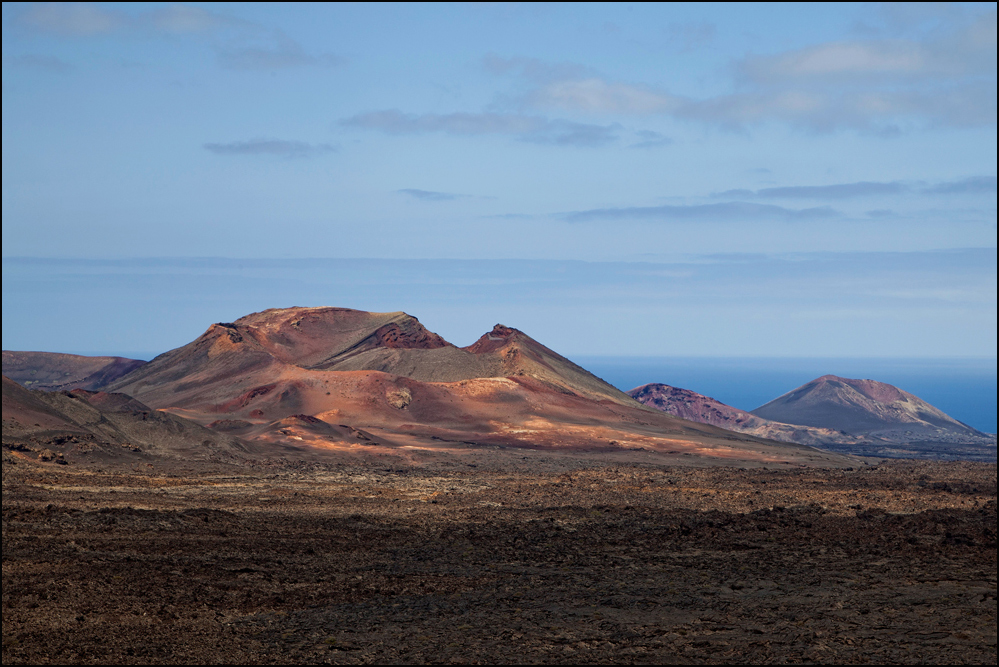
[
  {"x1": 751, "y1": 375, "x2": 992, "y2": 444},
  {"x1": 93, "y1": 306, "x2": 852, "y2": 466},
  {"x1": 106, "y1": 307, "x2": 636, "y2": 410},
  {"x1": 2, "y1": 375, "x2": 247, "y2": 464},
  {"x1": 628, "y1": 383, "x2": 864, "y2": 447},
  {"x1": 631, "y1": 378, "x2": 995, "y2": 460},
  {"x1": 3, "y1": 351, "x2": 146, "y2": 392}
]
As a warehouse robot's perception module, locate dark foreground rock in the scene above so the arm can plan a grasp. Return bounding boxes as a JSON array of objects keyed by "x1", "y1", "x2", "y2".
[{"x1": 2, "y1": 460, "x2": 996, "y2": 664}]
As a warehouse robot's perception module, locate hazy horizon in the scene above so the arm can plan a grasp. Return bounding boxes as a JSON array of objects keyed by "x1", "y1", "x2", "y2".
[{"x1": 3, "y1": 253, "x2": 995, "y2": 359}]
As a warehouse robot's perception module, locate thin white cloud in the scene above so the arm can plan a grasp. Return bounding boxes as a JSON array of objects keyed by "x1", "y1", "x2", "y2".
[
  {"x1": 19, "y1": 2, "x2": 236, "y2": 36},
  {"x1": 566, "y1": 201, "x2": 838, "y2": 223},
  {"x1": 675, "y1": 82, "x2": 994, "y2": 133},
  {"x1": 146, "y1": 4, "x2": 242, "y2": 34},
  {"x1": 923, "y1": 176, "x2": 998, "y2": 195},
  {"x1": 16, "y1": 3, "x2": 342, "y2": 72},
  {"x1": 516, "y1": 75, "x2": 996, "y2": 133},
  {"x1": 492, "y1": 11, "x2": 996, "y2": 133},
  {"x1": 527, "y1": 78, "x2": 680, "y2": 115},
  {"x1": 218, "y1": 33, "x2": 343, "y2": 71},
  {"x1": 727, "y1": 181, "x2": 909, "y2": 200},
  {"x1": 712, "y1": 177, "x2": 997, "y2": 200},
  {"x1": 2, "y1": 54, "x2": 72, "y2": 73},
  {"x1": 742, "y1": 10, "x2": 995, "y2": 85},
  {"x1": 742, "y1": 41, "x2": 930, "y2": 83},
  {"x1": 697, "y1": 12, "x2": 996, "y2": 131},
  {"x1": 21, "y1": 3, "x2": 125, "y2": 36},
  {"x1": 484, "y1": 55, "x2": 679, "y2": 116},
  {"x1": 203, "y1": 139, "x2": 336, "y2": 158},
  {"x1": 341, "y1": 110, "x2": 618, "y2": 147},
  {"x1": 397, "y1": 189, "x2": 462, "y2": 202}
]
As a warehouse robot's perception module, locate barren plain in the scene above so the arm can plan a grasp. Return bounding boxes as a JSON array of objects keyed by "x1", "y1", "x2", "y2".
[{"x1": 3, "y1": 451, "x2": 995, "y2": 664}]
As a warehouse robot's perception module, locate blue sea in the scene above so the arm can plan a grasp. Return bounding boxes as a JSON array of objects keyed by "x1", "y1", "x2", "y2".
[{"x1": 573, "y1": 356, "x2": 998, "y2": 434}]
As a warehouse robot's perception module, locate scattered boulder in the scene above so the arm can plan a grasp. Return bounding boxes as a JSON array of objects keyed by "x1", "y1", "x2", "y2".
[{"x1": 387, "y1": 388, "x2": 412, "y2": 409}]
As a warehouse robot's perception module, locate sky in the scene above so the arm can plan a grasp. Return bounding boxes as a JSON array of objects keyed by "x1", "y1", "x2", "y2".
[{"x1": 1, "y1": 2, "x2": 996, "y2": 362}]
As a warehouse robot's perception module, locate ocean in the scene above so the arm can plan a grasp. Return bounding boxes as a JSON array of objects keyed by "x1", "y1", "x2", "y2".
[{"x1": 573, "y1": 356, "x2": 998, "y2": 434}]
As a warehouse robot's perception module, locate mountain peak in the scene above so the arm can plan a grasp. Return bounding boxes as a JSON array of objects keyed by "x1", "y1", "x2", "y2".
[
  {"x1": 809, "y1": 375, "x2": 911, "y2": 404},
  {"x1": 200, "y1": 307, "x2": 453, "y2": 368},
  {"x1": 753, "y1": 375, "x2": 984, "y2": 439},
  {"x1": 465, "y1": 324, "x2": 524, "y2": 353},
  {"x1": 629, "y1": 382, "x2": 871, "y2": 448},
  {"x1": 106, "y1": 305, "x2": 643, "y2": 420}
]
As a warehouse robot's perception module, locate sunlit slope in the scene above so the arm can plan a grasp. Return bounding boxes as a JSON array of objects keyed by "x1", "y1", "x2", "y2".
[
  {"x1": 107, "y1": 307, "x2": 637, "y2": 408},
  {"x1": 629, "y1": 382, "x2": 865, "y2": 447},
  {"x1": 100, "y1": 307, "x2": 855, "y2": 465},
  {"x1": 751, "y1": 375, "x2": 990, "y2": 441}
]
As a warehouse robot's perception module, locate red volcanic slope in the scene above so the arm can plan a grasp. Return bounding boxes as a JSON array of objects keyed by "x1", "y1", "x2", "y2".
[
  {"x1": 100, "y1": 307, "x2": 856, "y2": 466},
  {"x1": 107, "y1": 307, "x2": 638, "y2": 409},
  {"x1": 630, "y1": 383, "x2": 765, "y2": 429},
  {"x1": 751, "y1": 375, "x2": 990, "y2": 441},
  {"x1": 2, "y1": 351, "x2": 146, "y2": 392},
  {"x1": 629, "y1": 383, "x2": 865, "y2": 447}
]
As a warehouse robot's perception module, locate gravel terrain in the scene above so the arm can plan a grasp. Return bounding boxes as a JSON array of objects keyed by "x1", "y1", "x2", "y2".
[{"x1": 3, "y1": 456, "x2": 996, "y2": 664}]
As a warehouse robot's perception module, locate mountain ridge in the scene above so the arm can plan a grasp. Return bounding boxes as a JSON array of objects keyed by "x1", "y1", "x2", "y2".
[
  {"x1": 2, "y1": 351, "x2": 146, "y2": 392},
  {"x1": 105, "y1": 306, "x2": 640, "y2": 410},
  {"x1": 629, "y1": 376, "x2": 995, "y2": 461},
  {"x1": 628, "y1": 383, "x2": 865, "y2": 447},
  {"x1": 88, "y1": 306, "x2": 851, "y2": 466}
]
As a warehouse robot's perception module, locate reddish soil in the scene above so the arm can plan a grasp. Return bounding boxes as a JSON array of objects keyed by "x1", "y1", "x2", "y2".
[
  {"x1": 752, "y1": 375, "x2": 987, "y2": 440},
  {"x1": 372, "y1": 322, "x2": 451, "y2": 350},
  {"x1": 465, "y1": 324, "x2": 519, "y2": 354}
]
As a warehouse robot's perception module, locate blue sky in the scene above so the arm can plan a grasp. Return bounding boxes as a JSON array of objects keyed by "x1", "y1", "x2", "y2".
[{"x1": 2, "y1": 3, "x2": 996, "y2": 359}]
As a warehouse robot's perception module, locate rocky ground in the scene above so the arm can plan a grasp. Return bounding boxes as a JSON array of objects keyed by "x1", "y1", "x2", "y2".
[{"x1": 2, "y1": 454, "x2": 996, "y2": 664}]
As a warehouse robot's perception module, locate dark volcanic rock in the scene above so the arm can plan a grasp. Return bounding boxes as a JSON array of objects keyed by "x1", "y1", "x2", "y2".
[{"x1": 2, "y1": 460, "x2": 996, "y2": 665}]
